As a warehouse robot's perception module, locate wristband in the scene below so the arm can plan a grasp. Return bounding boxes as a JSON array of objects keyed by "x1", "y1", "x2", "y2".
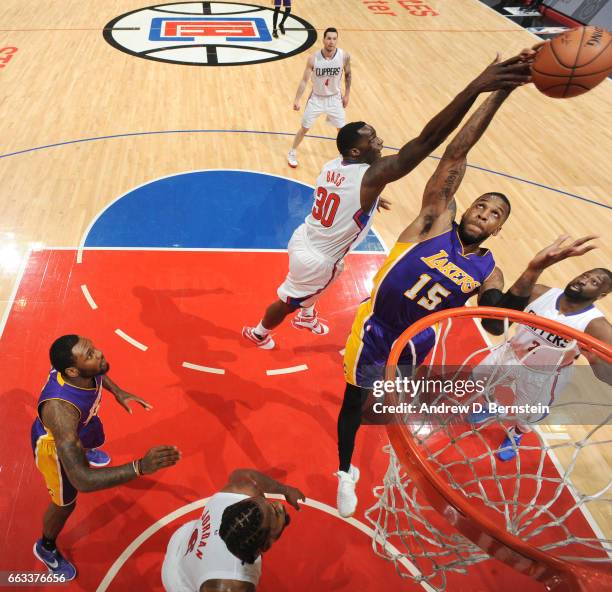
[{"x1": 132, "y1": 459, "x2": 143, "y2": 476}]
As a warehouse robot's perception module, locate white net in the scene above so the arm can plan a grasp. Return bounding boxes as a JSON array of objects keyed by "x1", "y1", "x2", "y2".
[{"x1": 365, "y1": 310, "x2": 612, "y2": 591}]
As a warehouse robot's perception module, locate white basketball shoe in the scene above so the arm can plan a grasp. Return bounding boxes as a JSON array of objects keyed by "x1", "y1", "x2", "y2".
[
  {"x1": 287, "y1": 149, "x2": 298, "y2": 168},
  {"x1": 242, "y1": 326, "x2": 275, "y2": 350},
  {"x1": 291, "y1": 310, "x2": 329, "y2": 335},
  {"x1": 335, "y1": 465, "x2": 360, "y2": 518}
]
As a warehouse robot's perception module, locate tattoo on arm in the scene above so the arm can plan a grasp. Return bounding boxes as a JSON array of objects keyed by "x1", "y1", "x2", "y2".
[
  {"x1": 42, "y1": 399, "x2": 138, "y2": 493},
  {"x1": 442, "y1": 169, "x2": 460, "y2": 200},
  {"x1": 56, "y1": 439, "x2": 138, "y2": 493}
]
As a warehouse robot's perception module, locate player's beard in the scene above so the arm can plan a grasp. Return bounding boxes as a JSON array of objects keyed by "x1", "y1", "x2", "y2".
[
  {"x1": 458, "y1": 220, "x2": 487, "y2": 245},
  {"x1": 563, "y1": 284, "x2": 590, "y2": 302}
]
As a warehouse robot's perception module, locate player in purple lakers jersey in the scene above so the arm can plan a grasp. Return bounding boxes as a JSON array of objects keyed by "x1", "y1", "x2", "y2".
[
  {"x1": 31, "y1": 335, "x2": 181, "y2": 580},
  {"x1": 271, "y1": 0, "x2": 291, "y2": 39},
  {"x1": 335, "y1": 64, "x2": 545, "y2": 516}
]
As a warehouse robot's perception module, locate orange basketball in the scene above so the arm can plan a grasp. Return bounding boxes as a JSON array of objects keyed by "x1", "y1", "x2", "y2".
[{"x1": 531, "y1": 26, "x2": 612, "y2": 98}]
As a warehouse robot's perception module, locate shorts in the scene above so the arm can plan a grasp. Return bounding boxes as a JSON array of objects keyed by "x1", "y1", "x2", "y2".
[
  {"x1": 277, "y1": 225, "x2": 344, "y2": 308},
  {"x1": 473, "y1": 344, "x2": 572, "y2": 429},
  {"x1": 274, "y1": 0, "x2": 291, "y2": 6},
  {"x1": 162, "y1": 521, "x2": 196, "y2": 592},
  {"x1": 344, "y1": 301, "x2": 435, "y2": 389},
  {"x1": 31, "y1": 416, "x2": 105, "y2": 506},
  {"x1": 302, "y1": 94, "x2": 345, "y2": 129}
]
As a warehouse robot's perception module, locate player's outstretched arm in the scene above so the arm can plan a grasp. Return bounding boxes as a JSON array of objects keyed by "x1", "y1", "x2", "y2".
[
  {"x1": 360, "y1": 54, "x2": 531, "y2": 205},
  {"x1": 583, "y1": 318, "x2": 612, "y2": 385},
  {"x1": 40, "y1": 399, "x2": 180, "y2": 492},
  {"x1": 293, "y1": 55, "x2": 315, "y2": 110},
  {"x1": 102, "y1": 374, "x2": 153, "y2": 414},
  {"x1": 342, "y1": 53, "x2": 352, "y2": 108},
  {"x1": 398, "y1": 88, "x2": 514, "y2": 242},
  {"x1": 201, "y1": 579, "x2": 255, "y2": 592},
  {"x1": 480, "y1": 235, "x2": 598, "y2": 334},
  {"x1": 224, "y1": 469, "x2": 306, "y2": 510}
]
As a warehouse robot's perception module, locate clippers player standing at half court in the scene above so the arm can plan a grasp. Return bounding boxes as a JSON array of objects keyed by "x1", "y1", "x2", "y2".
[
  {"x1": 287, "y1": 28, "x2": 350, "y2": 168},
  {"x1": 243, "y1": 54, "x2": 533, "y2": 350},
  {"x1": 471, "y1": 265, "x2": 611, "y2": 461}
]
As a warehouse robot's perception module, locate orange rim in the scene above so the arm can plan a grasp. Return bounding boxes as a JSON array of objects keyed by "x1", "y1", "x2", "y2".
[{"x1": 384, "y1": 307, "x2": 612, "y2": 592}]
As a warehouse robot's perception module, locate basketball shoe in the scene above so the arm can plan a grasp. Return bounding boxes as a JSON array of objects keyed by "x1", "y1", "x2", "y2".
[
  {"x1": 287, "y1": 149, "x2": 298, "y2": 168},
  {"x1": 497, "y1": 430, "x2": 524, "y2": 462},
  {"x1": 291, "y1": 310, "x2": 329, "y2": 335},
  {"x1": 335, "y1": 465, "x2": 360, "y2": 518},
  {"x1": 242, "y1": 327, "x2": 275, "y2": 350},
  {"x1": 33, "y1": 540, "x2": 77, "y2": 581},
  {"x1": 86, "y1": 448, "x2": 111, "y2": 467}
]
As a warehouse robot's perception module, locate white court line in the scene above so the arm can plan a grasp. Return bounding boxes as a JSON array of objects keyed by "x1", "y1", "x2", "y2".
[
  {"x1": 73, "y1": 246, "x2": 385, "y2": 254},
  {"x1": 80, "y1": 284, "x2": 98, "y2": 310},
  {"x1": 266, "y1": 364, "x2": 308, "y2": 376},
  {"x1": 182, "y1": 361, "x2": 225, "y2": 375},
  {"x1": 95, "y1": 495, "x2": 435, "y2": 592},
  {"x1": 76, "y1": 168, "x2": 388, "y2": 262},
  {"x1": 0, "y1": 248, "x2": 30, "y2": 341},
  {"x1": 114, "y1": 329, "x2": 148, "y2": 351},
  {"x1": 541, "y1": 432, "x2": 571, "y2": 441}
]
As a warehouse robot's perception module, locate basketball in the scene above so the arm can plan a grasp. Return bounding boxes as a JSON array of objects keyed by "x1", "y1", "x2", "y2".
[{"x1": 531, "y1": 26, "x2": 612, "y2": 98}]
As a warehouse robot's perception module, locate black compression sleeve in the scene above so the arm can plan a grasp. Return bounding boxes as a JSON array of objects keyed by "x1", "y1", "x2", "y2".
[
  {"x1": 478, "y1": 288, "x2": 502, "y2": 307},
  {"x1": 497, "y1": 291, "x2": 530, "y2": 311},
  {"x1": 479, "y1": 290, "x2": 530, "y2": 335},
  {"x1": 479, "y1": 289, "x2": 530, "y2": 312}
]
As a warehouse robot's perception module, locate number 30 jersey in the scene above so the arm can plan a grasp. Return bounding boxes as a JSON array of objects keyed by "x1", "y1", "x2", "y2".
[
  {"x1": 368, "y1": 224, "x2": 496, "y2": 332},
  {"x1": 304, "y1": 156, "x2": 378, "y2": 261}
]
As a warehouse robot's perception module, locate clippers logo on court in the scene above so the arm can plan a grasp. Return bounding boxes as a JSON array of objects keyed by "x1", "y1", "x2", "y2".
[{"x1": 104, "y1": 2, "x2": 316, "y2": 66}]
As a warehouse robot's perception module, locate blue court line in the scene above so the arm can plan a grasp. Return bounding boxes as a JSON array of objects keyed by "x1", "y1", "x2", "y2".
[{"x1": 0, "y1": 129, "x2": 609, "y2": 210}]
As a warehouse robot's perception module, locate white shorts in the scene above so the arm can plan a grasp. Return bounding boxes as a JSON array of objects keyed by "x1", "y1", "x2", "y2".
[
  {"x1": 277, "y1": 225, "x2": 344, "y2": 308},
  {"x1": 302, "y1": 94, "x2": 345, "y2": 129},
  {"x1": 162, "y1": 522, "x2": 195, "y2": 592},
  {"x1": 474, "y1": 344, "x2": 572, "y2": 430}
]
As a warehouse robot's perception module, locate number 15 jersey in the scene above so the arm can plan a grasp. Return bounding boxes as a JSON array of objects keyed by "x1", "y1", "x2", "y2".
[
  {"x1": 344, "y1": 225, "x2": 496, "y2": 387},
  {"x1": 304, "y1": 156, "x2": 378, "y2": 261}
]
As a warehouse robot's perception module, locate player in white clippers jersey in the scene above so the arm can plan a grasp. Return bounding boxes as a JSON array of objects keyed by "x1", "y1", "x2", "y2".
[
  {"x1": 243, "y1": 55, "x2": 535, "y2": 350},
  {"x1": 287, "y1": 27, "x2": 351, "y2": 168},
  {"x1": 162, "y1": 469, "x2": 304, "y2": 592},
  {"x1": 474, "y1": 259, "x2": 611, "y2": 461}
]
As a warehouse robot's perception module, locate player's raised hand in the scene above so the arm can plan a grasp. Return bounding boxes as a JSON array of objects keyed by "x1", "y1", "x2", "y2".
[
  {"x1": 528, "y1": 234, "x2": 598, "y2": 271},
  {"x1": 283, "y1": 485, "x2": 306, "y2": 510},
  {"x1": 519, "y1": 41, "x2": 546, "y2": 62},
  {"x1": 140, "y1": 445, "x2": 181, "y2": 475},
  {"x1": 470, "y1": 53, "x2": 532, "y2": 92},
  {"x1": 114, "y1": 389, "x2": 153, "y2": 414}
]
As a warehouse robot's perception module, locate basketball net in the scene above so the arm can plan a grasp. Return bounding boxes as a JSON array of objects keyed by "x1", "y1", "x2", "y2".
[{"x1": 365, "y1": 307, "x2": 612, "y2": 592}]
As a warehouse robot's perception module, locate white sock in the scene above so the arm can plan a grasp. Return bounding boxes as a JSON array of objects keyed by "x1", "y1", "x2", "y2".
[
  {"x1": 301, "y1": 305, "x2": 315, "y2": 317},
  {"x1": 254, "y1": 322, "x2": 269, "y2": 337}
]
